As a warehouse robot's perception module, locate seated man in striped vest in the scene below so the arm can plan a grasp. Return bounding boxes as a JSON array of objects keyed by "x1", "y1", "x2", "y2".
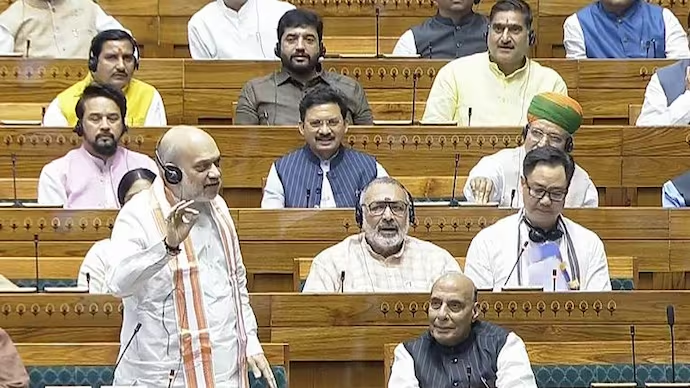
[
  {"x1": 389, "y1": 272, "x2": 537, "y2": 387},
  {"x1": 261, "y1": 85, "x2": 387, "y2": 208},
  {"x1": 42, "y1": 29, "x2": 166, "y2": 127}
]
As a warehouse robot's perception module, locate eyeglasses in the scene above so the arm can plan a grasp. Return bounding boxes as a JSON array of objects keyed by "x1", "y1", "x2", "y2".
[
  {"x1": 364, "y1": 201, "x2": 408, "y2": 217},
  {"x1": 525, "y1": 182, "x2": 567, "y2": 202},
  {"x1": 307, "y1": 118, "x2": 343, "y2": 129},
  {"x1": 528, "y1": 127, "x2": 567, "y2": 147}
]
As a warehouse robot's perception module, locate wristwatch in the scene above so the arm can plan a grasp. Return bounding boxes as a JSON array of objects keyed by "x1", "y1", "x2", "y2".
[{"x1": 164, "y1": 238, "x2": 181, "y2": 256}]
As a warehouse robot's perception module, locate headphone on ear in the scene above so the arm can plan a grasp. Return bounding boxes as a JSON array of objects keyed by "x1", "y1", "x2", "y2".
[
  {"x1": 522, "y1": 125, "x2": 574, "y2": 153},
  {"x1": 88, "y1": 33, "x2": 141, "y2": 73},
  {"x1": 154, "y1": 147, "x2": 183, "y2": 185},
  {"x1": 474, "y1": 0, "x2": 480, "y2": 4},
  {"x1": 355, "y1": 189, "x2": 416, "y2": 228},
  {"x1": 528, "y1": 29, "x2": 536, "y2": 46},
  {"x1": 523, "y1": 216, "x2": 563, "y2": 243}
]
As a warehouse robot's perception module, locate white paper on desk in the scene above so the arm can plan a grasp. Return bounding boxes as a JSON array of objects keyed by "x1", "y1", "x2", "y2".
[{"x1": 526, "y1": 242, "x2": 568, "y2": 292}]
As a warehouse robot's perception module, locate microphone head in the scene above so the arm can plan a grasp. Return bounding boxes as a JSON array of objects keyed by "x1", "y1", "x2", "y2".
[
  {"x1": 630, "y1": 325, "x2": 635, "y2": 336},
  {"x1": 667, "y1": 305, "x2": 675, "y2": 326},
  {"x1": 34, "y1": 234, "x2": 38, "y2": 243}
]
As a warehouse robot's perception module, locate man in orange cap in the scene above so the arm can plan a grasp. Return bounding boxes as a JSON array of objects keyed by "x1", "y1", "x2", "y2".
[{"x1": 463, "y1": 92, "x2": 598, "y2": 208}]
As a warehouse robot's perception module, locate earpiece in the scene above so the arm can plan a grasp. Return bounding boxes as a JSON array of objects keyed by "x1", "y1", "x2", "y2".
[
  {"x1": 74, "y1": 120, "x2": 84, "y2": 136},
  {"x1": 523, "y1": 216, "x2": 563, "y2": 243},
  {"x1": 274, "y1": 43, "x2": 281, "y2": 58},
  {"x1": 154, "y1": 149, "x2": 183, "y2": 185},
  {"x1": 355, "y1": 189, "x2": 416, "y2": 228},
  {"x1": 474, "y1": 0, "x2": 480, "y2": 4},
  {"x1": 528, "y1": 29, "x2": 536, "y2": 46}
]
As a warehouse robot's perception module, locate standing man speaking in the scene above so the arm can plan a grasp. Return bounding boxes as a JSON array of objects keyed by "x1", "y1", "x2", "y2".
[{"x1": 107, "y1": 126, "x2": 276, "y2": 388}]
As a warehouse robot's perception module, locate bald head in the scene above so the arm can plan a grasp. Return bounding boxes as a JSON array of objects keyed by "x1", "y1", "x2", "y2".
[
  {"x1": 428, "y1": 272, "x2": 479, "y2": 347},
  {"x1": 432, "y1": 272, "x2": 477, "y2": 302},
  {"x1": 157, "y1": 126, "x2": 222, "y2": 202},
  {"x1": 158, "y1": 125, "x2": 216, "y2": 164}
]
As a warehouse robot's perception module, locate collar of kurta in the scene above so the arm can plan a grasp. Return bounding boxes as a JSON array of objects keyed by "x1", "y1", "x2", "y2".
[
  {"x1": 276, "y1": 69, "x2": 333, "y2": 88},
  {"x1": 596, "y1": 0, "x2": 640, "y2": 21},
  {"x1": 487, "y1": 53, "x2": 530, "y2": 80},
  {"x1": 24, "y1": 0, "x2": 67, "y2": 9},
  {"x1": 425, "y1": 323, "x2": 478, "y2": 354},
  {"x1": 77, "y1": 143, "x2": 125, "y2": 170},
  {"x1": 217, "y1": 0, "x2": 255, "y2": 19},
  {"x1": 431, "y1": 11, "x2": 478, "y2": 27},
  {"x1": 303, "y1": 144, "x2": 344, "y2": 165},
  {"x1": 361, "y1": 233, "x2": 408, "y2": 262}
]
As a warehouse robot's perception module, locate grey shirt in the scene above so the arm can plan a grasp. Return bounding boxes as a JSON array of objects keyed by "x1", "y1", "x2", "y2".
[{"x1": 235, "y1": 70, "x2": 373, "y2": 125}]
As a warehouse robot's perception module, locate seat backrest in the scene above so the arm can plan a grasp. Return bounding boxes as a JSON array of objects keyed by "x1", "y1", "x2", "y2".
[
  {"x1": 0, "y1": 102, "x2": 45, "y2": 124},
  {"x1": 628, "y1": 104, "x2": 642, "y2": 125}
]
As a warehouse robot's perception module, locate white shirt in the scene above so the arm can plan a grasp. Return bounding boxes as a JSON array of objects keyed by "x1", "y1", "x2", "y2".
[
  {"x1": 0, "y1": 3, "x2": 129, "y2": 57},
  {"x1": 107, "y1": 181, "x2": 261, "y2": 388},
  {"x1": 464, "y1": 213, "x2": 612, "y2": 292},
  {"x1": 463, "y1": 146, "x2": 598, "y2": 208},
  {"x1": 261, "y1": 160, "x2": 388, "y2": 208},
  {"x1": 302, "y1": 233, "x2": 461, "y2": 293},
  {"x1": 563, "y1": 9, "x2": 690, "y2": 59},
  {"x1": 388, "y1": 332, "x2": 537, "y2": 388},
  {"x1": 188, "y1": 0, "x2": 295, "y2": 60},
  {"x1": 77, "y1": 238, "x2": 110, "y2": 293},
  {"x1": 42, "y1": 89, "x2": 167, "y2": 127},
  {"x1": 392, "y1": 30, "x2": 417, "y2": 56},
  {"x1": 636, "y1": 72, "x2": 690, "y2": 125}
]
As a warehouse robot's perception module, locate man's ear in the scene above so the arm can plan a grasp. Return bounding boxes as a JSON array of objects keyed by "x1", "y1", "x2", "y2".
[
  {"x1": 343, "y1": 120, "x2": 349, "y2": 134},
  {"x1": 471, "y1": 302, "x2": 480, "y2": 322},
  {"x1": 519, "y1": 175, "x2": 526, "y2": 190},
  {"x1": 298, "y1": 122, "x2": 305, "y2": 137}
]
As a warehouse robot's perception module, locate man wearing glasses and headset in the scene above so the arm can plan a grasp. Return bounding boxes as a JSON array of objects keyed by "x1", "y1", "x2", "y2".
[
  {"x1": 463, "y1": 92, "x2": 598, "y2": 208},
  {"x1": 464, "y1": 146, "x2": 611, "y2": 292},
  {"x1": 262, "y1": 85, "x2": 387, "y2": 208},
  {"x1": 303, "y1": 177, "x2": 461, "y2": 292}
]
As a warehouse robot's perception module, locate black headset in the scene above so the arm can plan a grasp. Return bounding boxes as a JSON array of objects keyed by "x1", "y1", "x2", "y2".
[
  {"x1": 355, "y1": 189, "x2": 416, "y2": 228},
  {"x1": 521, "y1": 125, "x2": 574, "y2": 153},
  {"x1": 154, "y1": 147, "x2": 183, "y2": 185},
  {"x1": 523, "y1": 216, "x2": 563, "y2": 243},
  {"x1": 474, "y1": 0, "x2": 481, "y2": 4},
  {"x1": 88, "y1": 30, "x2": 141, "y2": 73}
]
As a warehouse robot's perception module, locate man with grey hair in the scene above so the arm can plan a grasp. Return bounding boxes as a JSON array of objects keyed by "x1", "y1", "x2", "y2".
[
  {"x1": 107, "y1": 126, "x2": 277, "y2": 388},
  {"x1": 302, "y1": 177, "x2": 461, "y2": 292}
]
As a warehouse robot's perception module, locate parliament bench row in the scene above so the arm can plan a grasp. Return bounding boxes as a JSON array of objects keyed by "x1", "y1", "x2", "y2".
[
  {"x1": 0, "y1": 58, "x2": 674, "y2": 124},
  {"x1": 1, "y1": 0, "x2": 687, "y2": 58},
  {"x1": 0, "y1": 208, "x2": 687, "y2": 290},
  {"x1": 3, "y1": 292, "x2": 690, "y2": 388},
  {"x1": 0, "y1": 255, "x2": 636, "y2": 292},
  {"x1": 1, "y1": 125, "x2": 688, "y2": 207}
]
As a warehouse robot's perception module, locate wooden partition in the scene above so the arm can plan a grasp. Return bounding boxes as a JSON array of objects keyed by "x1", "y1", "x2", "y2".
[
  {"x1": 2, "y1": 292, "x2": 690, "y2": 388},
  {"x1": 0, "y1": 208, "x2": 689, "y2": 290},
  {"x1": 0, "y1": 58, "x2": 669, "y2": 124}
]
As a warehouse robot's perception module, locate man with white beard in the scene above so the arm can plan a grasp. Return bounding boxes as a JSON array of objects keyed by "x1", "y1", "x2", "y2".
[{"x1": 302, "y1": 177, "x2": 461, "y2": 292}]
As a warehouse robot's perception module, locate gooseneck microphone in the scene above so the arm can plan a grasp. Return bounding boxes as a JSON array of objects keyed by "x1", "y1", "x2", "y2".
[
  {"x1": 11, "y1": 154, "x2": 21, "y2": 207},
  {"x1": 410, "y1": 73, "x2": 418, "y2": 125},
  {"x1": 306, "y1": 189, "x2": 311, "y2": 208},
  {"x1": 630, "y1": 325, "x2": 637, "y2": 386},
  {"x1": 34, "y1": 234, "x2": 40, "y2": 292},
  {"x1": 374, "y1": 7, "x2": 381, "y2": 58},
  {"x1": 551, "y1": 268, "x2": 557, "y2": 292},
  {"x1": 340, "y1": 271, "x2": 345, "y2": 293},
  {"x1": 503, "y1": 241, "x2": 529, "y2": 288},
  {"x1": 113, "y1": 323, "x2": 142, "y2": 379},
  {"x1": 667, "y1": 305, "x2": 676, "y2": 383},
  {"x1": 449, "y1": 153, "x2": 460, "y2": 207},
  {"x1": 466, "y1": 366, "x2": 472, "y2": 386},
  {"x1": 467, "y1": 107, "x2": 473, "y2": 127},
  {"x1": 510, "y1": 189, "x2": 516, "y2": 209}
]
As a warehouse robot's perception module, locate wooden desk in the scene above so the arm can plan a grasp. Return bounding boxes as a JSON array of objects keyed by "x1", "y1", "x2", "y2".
[
  {"x1": 0, "y1": 58, "x2": 670, "y2": 123},
  {"x1": 0, "y1": 208, "x2": 687, "y2": 290},
  {"x1": 1, "y1": 292, "x2": 689, "y2": 388}
]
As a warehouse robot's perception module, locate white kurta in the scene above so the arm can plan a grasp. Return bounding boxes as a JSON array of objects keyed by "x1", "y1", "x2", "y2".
[
  {"x1": 302, "y1": 233, "x2": 461, "y2": 293},
  {"x1": 261, "y1": 161, "x2": 388, "y2": 208},
  {"x1": 77, "y1": 238, "x2": 110, "y2": 293},
  {"x1": 388, "y1": 332, "x2": 537, "y2": 388},
  {"x1": 462, "y1": 146, "x2": 598, "y2": 208},
  {"x1": 107, "y1": 178, "x2": 261, "y2": 388},
  {"x1": 464, "y1": 213, "x2": 612, "y2": 292},
  {"x1": 42, "y1": 89, "x2": 167, "y2": 127},
  {"x1": 187, "y1": 0, "x2": 295, "y2": 60}
]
